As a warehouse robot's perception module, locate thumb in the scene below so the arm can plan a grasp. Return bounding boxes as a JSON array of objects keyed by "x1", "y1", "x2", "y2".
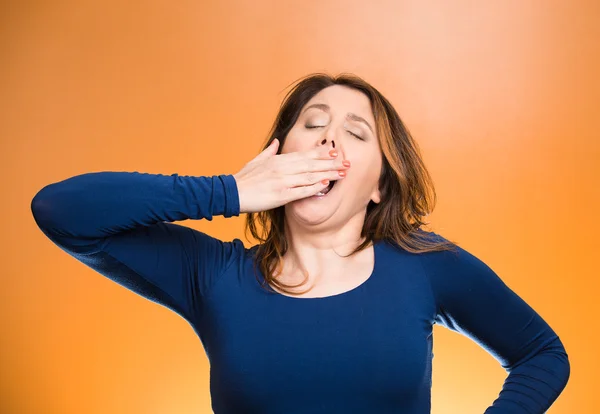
[{"x1": 254, "y1": 138, "x2": 279, "y2": 161}]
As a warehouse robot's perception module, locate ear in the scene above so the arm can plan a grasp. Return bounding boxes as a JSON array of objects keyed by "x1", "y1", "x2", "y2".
[{"x1": 370, "y1": 185, "x2": 381, "y2": 204}]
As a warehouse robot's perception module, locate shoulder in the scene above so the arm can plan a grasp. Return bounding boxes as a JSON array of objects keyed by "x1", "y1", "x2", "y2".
[
  {"x1": 383, "y1": 230, "x2": 497, "y2": 290},
  {"x1": 408, "y1": 232, "x2": 511, "y2": 311},
  {"x1": 382, "y1": 229, "x2": 461, "y2": 261}
]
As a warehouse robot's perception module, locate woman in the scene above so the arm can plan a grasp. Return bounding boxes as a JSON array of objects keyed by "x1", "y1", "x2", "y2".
[{"x1": 31, "y1": 73, "x2": 570, "y2": 413}]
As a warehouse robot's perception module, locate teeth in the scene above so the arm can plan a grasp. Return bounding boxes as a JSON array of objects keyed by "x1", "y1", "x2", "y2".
[{"x1": 314, "y1": 181, "x2": 335, "y2": 197}]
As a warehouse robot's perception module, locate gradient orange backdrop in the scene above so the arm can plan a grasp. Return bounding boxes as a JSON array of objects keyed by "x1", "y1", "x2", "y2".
[{"x1": 2, "y1": 1, "x2": 596, "y2": 413}]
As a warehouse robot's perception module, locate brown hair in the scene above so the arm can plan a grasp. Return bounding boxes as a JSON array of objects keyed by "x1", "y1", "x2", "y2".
[{"x1": 244, "y1": 72, "x2": 458, "y2": 296}]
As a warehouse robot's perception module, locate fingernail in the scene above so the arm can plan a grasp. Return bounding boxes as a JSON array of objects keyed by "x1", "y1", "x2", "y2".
[
  {"x1": 329, "y1": 150, "x2": 338, "y2": 157},
  {"x1": 342, "y1": 160, "x2": 351, "y2": 167}
]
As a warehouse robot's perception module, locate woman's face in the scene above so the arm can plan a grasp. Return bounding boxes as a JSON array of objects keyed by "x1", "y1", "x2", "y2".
[{"x1": 281, "y1": 85, "x2": 382, "y2": 228}]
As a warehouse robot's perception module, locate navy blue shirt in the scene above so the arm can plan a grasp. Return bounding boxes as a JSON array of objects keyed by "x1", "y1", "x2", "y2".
[{"x1": 31, "y1": 171, "x2": 570, "y2": 413}]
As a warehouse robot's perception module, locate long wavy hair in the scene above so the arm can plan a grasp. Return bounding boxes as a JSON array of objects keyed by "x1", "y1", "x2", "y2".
[{"x1": 244, "y1": 72, "x2": 458, "y2": 296}]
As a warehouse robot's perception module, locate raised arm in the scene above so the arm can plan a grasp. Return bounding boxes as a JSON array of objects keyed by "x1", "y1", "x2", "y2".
[
  {"x1": 31, "y1": 171, "x2": 243, "y2": 326},
  {"x1": 417, "y1": 232, "x2": 570, "y2": 413}
]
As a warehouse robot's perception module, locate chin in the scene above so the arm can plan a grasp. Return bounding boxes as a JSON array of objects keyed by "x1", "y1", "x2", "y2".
[{"x1": 284, "y1": 201, "x2": 340, "y2": 226}]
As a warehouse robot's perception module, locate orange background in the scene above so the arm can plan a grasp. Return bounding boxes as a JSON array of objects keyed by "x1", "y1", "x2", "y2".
[{"x1": 2, "y1": 1, "x2": 597, "y2": 413}]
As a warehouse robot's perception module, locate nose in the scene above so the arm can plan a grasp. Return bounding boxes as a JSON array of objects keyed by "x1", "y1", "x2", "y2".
[{"x1": 320, "y1": 138, "x2": 335, "y2": 149}]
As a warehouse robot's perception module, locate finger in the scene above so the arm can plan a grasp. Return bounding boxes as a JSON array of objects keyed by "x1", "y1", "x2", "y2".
[
  {"x1": 308, "y1": 144, "x2": 337, "y2": 161},
  {"x1": 278, "y1": 144, "x2": 338, "y2": 174},
  {"x1": 286, "y1": 153, "x2": 348, "y2": 175},
  {"x1": 287, "y1": 178, "x2": 332, "y2": 201},
  {"x1": 280, "y1": 143, "x2": 331, "y2": 164},
  {"x1": 252, "y1": 138, "x2": 279, "y2": 163},
  {"x1": 287, "y1": 169, "x2": 346, "y2": 188}
]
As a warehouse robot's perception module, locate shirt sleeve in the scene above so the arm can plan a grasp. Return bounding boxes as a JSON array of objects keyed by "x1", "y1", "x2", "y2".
[
  {"x1": 31, "y1": 171, "x2": 243, "y2": 326},
  {"x1": 417, "y1": 232, "x2": 570, "y2": 413}
]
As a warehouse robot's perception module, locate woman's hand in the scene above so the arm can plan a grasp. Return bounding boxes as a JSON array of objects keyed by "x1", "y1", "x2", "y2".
[{"x1": 233, "y1": 139, "x2": 351, "y2": 214}]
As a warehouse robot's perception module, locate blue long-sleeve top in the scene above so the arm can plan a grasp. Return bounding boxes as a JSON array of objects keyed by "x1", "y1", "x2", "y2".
[{"x1": 31, "y1": 171, "x2": 570, "y2": 414}]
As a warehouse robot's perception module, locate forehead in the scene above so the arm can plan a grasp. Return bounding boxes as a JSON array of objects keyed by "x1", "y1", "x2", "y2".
[{"x1": 303, "y1": 85, "x2": 373, "y2": 119}]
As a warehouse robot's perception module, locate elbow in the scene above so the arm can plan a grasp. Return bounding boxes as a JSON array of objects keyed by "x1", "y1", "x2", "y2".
[
  {"x1": 507, "y1": 336, "x2": 571, "y2": 391},
  {"x1": 563, "y1": 355, "x2": 571, "y2": 388},
  {"x1": 559, "y1": 343, "x2": 571, "y2": 389},
  {"x1": 31, "y1": 184, "x2": 56, "y2": 229},
  {"x1": 548, "y1": 336, "x2": 571, "y2": 392},
  {"x1": 555, "y1": 351, "x2": 571, "y2": 398},
  {"x1": 31, "y1": 186, "x2": 49, "y2": 214},
  {"x1": 31, "y1": 182, "x2": 68, "y2": 235}
]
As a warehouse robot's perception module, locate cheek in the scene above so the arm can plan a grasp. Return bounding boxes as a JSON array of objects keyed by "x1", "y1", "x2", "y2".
[
  {"x1": 281, "y1": 131, "x2": 304, "y2": 153},
  {"x1": 349, "y1": 158, "x2": 381, "y2": 186},
  {"x1": 280, "y1": 140, "x2": 293, "y2": 154}
]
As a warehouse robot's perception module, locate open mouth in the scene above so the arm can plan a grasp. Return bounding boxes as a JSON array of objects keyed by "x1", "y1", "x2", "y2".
[{"x1": 314, "y1": 179, "x2": 337, "y2": 197}]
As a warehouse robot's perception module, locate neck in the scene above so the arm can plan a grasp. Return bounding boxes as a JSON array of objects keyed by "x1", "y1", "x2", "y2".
[{"x1": 280, "y1": 213, "x2": 368, "y2": 281}]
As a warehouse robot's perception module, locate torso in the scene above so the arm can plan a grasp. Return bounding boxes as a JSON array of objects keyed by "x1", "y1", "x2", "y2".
[{"x1": 203, "y1": 239, "x2": 437, "y2": 413}]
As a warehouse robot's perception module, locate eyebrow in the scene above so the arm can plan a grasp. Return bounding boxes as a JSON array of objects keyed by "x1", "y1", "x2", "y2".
[{"x1": 301, "y1": 103, "x2": 374, "y2": 134}]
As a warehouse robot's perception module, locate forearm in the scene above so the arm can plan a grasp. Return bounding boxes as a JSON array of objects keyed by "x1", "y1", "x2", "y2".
[{"x1": 31, "y1": 171, "x2": 240, "y2": 240}]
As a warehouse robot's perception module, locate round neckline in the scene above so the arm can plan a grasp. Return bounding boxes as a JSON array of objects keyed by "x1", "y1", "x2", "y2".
[{"x1": 263, "y1": 239, "x2": 381, "y2": 301}]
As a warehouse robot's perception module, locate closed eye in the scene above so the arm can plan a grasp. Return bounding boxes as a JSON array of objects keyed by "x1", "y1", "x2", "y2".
[{"x1": 305, "y1": 125, "x2": 364, "y2": 141}]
